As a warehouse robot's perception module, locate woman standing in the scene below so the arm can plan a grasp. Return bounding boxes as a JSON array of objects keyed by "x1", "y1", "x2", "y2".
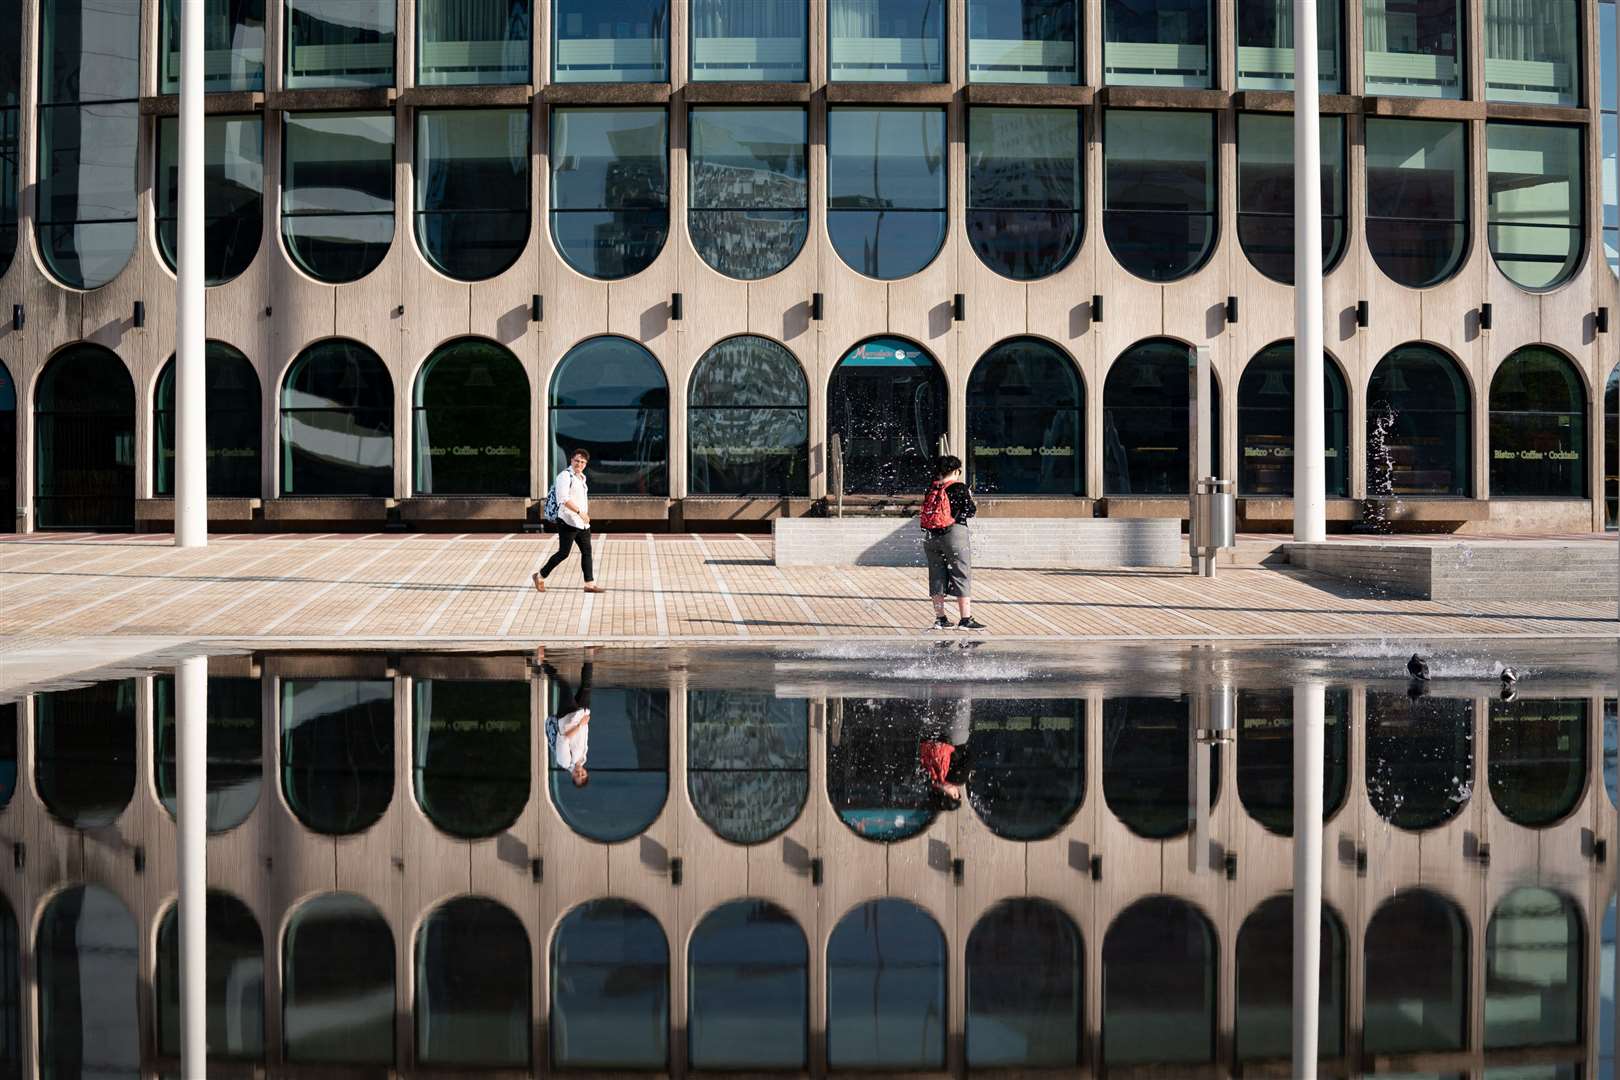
[{"x1": 919, "y1": 455, "x2": 986, "y2": 631}]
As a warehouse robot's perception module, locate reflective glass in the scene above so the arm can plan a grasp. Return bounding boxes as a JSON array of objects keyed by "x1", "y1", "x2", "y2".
[
  {"x1": 828, "y1": 108, "x2": 947, "y2": 279},
  {"x1": 828, "y1": 899, "x2": 946, "y2": 1068},
  {"x1": 1102, "y1": 696, "x2": 1221, "y2": 838},
  {"x1": 1606, "y1": 697, "x2": 1618, "y2": 803},
  {"x1": 553, "y1": 0, "x2": 668, "y2": 82},
  {"x1": 280, "y1": 679, "x2": 395, "y2": 835},
  {"x1": 280, "y1": 339, "x2": 394, "y2": 497},
  {"x1": 1236, "y1": 0, "x2": 1341, "y2": 90},
  {"x1": 1487, "y1": 123, "x2": 1583, "y2": 290},
  {"x1": 1366, "y1": 118, "x2": 1469, "y2": 287},
  {"x1": 0, "y1": 364, "x2": 10, "y2": 535},
  {"x1": 968, "y1": 108, "x2": 1082, "y2": 280},
  {"x1": 412, "y1": 680, "x2": 529, "y2": 838},
  {"x1": 828, "y1": 337, "x2": 946, "y2": 495},
  {"x1": 412, "y1": 338, "x2": 530, "y2": 496},
  {"x1": 1605, "y1": 2, "x2": 1618, "y2": 274},
  {"x1": 416, "y1": 897, "x2": 530, "y2": 1067},
  {"x1": 1367, "y1": 344, "x2": 1472, "y2": 498},
  {"x1": 688, "y1": 336, "x2": 809, "y2": 496},
  {"x1": 1102, "y1": 339, "x2": 1221, "y2": 497},
  {"x1": 38, "y1": 886, "x2": 138, "y2": 1076},
  {"x1": 692, "y1": 0, "x2": 807, "y2": 81},
  {"x1": 1236, "y1": 897, "x2": 1346, "y2": 1059},
  {"x1": 965, "y1": 899, "x2": 1082, "y2": 1067},
  {"x1": 153, "y1": 674, "x2": 263, "y2": 832},
  {"x1": 154, "y1": 343, "x2": 262, "y2": 498},
  {"x1": 1608, "y1": 364, "x2": 1618, "y2": 526},
  {"x1": 1236, "y1": 343, "x2": 1350, "y2": 497},
  {"x1": 688, "y1": 691, "x2": 809, "y2": 843},
  {"x1": 550, "y1": 108, "x2": 668, "y2": 279},
  {"x1": 1488, "y1": 698, "x2": 1587, "y2": 827},
  {"x1": 1490, "y1": 347, "x2": 1587, "y2": 498},
  {"x1": 283, "y1": 894, "x2": 394, "y2": 1063},
  {"x1": 545, "y1": 662, "x2": 669, "y2": 842},
  {"x1": 156, "y1": 892, "x2": 264, "y2": 1060},
  {"x1": 34, "y1": 345, "x2": 136, "y2": 529},
  {"x1": 161, "y1": 0, "x2": 265, "y2": 92},
  {"x1": 1365, "y1": 0, "x2": 1462, "y2": 98},
  {"x1": 34, "y1": 679, "x2": 136, "y2": 828},
  {"x1": 416, "y1": 109, "x2": 529, "y2": 281},
  {"x1": 1236, "y1": 688, "x2": 1350, "y2": 833},
  {"x1": 418, "y1": 0, "x2": 531, "y2": 85},
  {"x1": 0, "y1": 896, "x2": 18, "y2": 1076},
  {"x1": 968, "y1": 0, "x2": 1079, "y2": 85},
  {"x1": 1104, "y1": 110, "x2": 1217, "y2": 281},
  {"x1": 689, "y1": 901, "x2": 808, "y2": 1069},
  {"x1": 689, "y1": 108, "x2": 807, "y2": 280},
  {"x1": 284, "y1": 0, "x2": 394, "y2": 88},
  {"x1": 1485, "y1": 888, "x2": 1582, "y2": 1049},
  {"x1": 0, "y1": 702, "x2": 14, "y2": 808},
  {"x1": 966, "y1": 697, "x2": 1085, "y2": 839},
  {"x1": 827, "y1": 697, "x2": 947, "y2": 841},
  {"x1": 281, "y1": 113, "x2": 395, "y2": 283},
  {"x1": 829, "y1": 0, "x2": 946, "y2": 83},
  {"x1": 551, "y1": 899, "x2": 669, "y2": 1068},
  {"x1": 1102, "y1": 897, "x2": 1216, "y2": 1066},
  {"x1": 1104, "y1": 0, "x2": 1211, "y2": 87},
  {"x1": 967, "y1": 337, "x2": 1084, "y2": 496},
  {"x1": 1365, "y1": 890, "x2": 1468, "y2": 1054},
  {"x1": 1486, "y1": 0, "x2": 1578, "y2": 105},
  {"x1": 1237, "y1": 113, "x2": 1346, "y2": 283},
  {"x1": 157, "y1": 115, "x2": 263, "y2": 285},
  {"x1": 549, "y1": 337, "x2": 669, "y2": 495},
  {"x1": 0, "y1": 0, "x2": 18, "y2": 279},
  {"x1": 1366, "y1": 691, "x2": 1474, "y2": 829}
]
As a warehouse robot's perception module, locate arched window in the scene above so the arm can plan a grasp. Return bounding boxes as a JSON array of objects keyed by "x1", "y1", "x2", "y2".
[
  {"x1": 157, "y1": 892, "x2": 264, "y2": 1060},
  {"x1": 1490, "y1": 347, "x2": 1586, "y2": 498},
  {"x1": 0, "y1": 0, "x2": 20, "y2": 280},
  {"x1": 551, "y1": 899, "x2": 669, "y2": 1068},
  {"x1": 35, "y1": 679, "x2": 136, "y2": 828},
  {"x1": 1236, "y1": 343, "x2": 1349, "y2": 497},
  {"x1": 1102, "y1": 897, "x2": 1216, "y2": 1067},
  {"x1": 280, "y1": 679, "x2": 395, "y2": 835},
  {"x1": 36, "y1": 0, "x2": 140, "y2": 289},
  {"x1": 1104, "y1": 0, "x2": 1211, "y2": 86},
  {"x1": 967, "y1": 338, "x2": 1084, "y2": 496},
  {"x1": 1486, "y1": 0, "x2": 1577, "y2": 104},
  {"x1": 828, "y1": 899, "x2": 946, "y2": 1068},
  {"x1": 828, "y1": 0, "x2": 945, "y2": 82},
  {"x1": 966, "y1": 697, "x2": 1085, "y2": 840},
  {"x1": 827, "y1": 697, "x2": 942, "y2": 842},
  {"x1": 1608, "y1": 363, "x2": 1618, "y2": 527},
  {"x1": 1236, "y1": 896, "x2": 1346, "y2": 1061},
  {"x1": 1102, "y1": 696, "x2": 1221, "y2": 839},
  {"x1": 1103, "y1": 339, "x2": 1221, "y2": 497},
  {"x1": 549, "y1": 337, "x2": 669, "y2": 496},
  {"x1": 154, "y1": 674, "x2": 262, "y2": 833},
  {"x1": 688, "y1": 690, "x2": 808, "y2": 844},
  {"x1": 1366, "y1": 690, "x2": 1474, "y2": 830},
  {"x1": 1236, "y1": 688, "x2": 1349, "y2": 834},
  {"x1": 688, "y1": 336, "x2": 809, "y2": 496},
  {"x1": 418, "y1": 0, "x2": 531, "y2": 85},
  {"x1": 553, "y1": 0, "x2": 668, "y2": 82},
  {"x1": 1487, "y1": 123, "x2": 1583, "y2": 290},
  {"x1": 285, "y1": 0, "x2": 394, "y2": 88},
  {"x1": 155, "y1": 342, "x2": 262, "y2": 499},
  {"x1": 1367, "y1": 119, "x2": 1469, "y2": 287},
  {"x1": 692, "y1": 0, "x2": 807, "y2": 81},
  {"x1": 828, "y1": 108, "x2": 948, "y2": 279},
  {"x1": 1489, "y1": 697, "x2": 1588, "y2": 827},
  {"x1": 966, "y1": 898, "x2": 1082, "y2": 1067},
  {"x1": 1364, "y1": 0, "x2": 1461, "y2": 98},
  {"x1": 161, "y1": 0, "x2": 265, "y2": 92},
  {"x1": 280, "y1": 339, "x2": 394, "y2": 497},
  {"x1": 0, "y1": 893, "x2": 18, "y2": 1076},
  {"x1": 412, "y1": 338, "x2": 529, "y2": 496},
  {"x1": 1104, "y1": 110, "x2": 1217, "y2": 282},
  {"x1": 415, "y1": 109, "x2": 530, "y2": 281},
  {"x1": 689, "y1": 900, "x2": 808, "y2": 1069},
  {"x1": 38, "y1": 886, "x2": 138, "y2": 1073},
  {"x1": 1485, "y1": 888, "x2": 1582, "y2": 1048},
  {"x1": 1365, "y1": 890, "x2": 1468, "y2": 1054},
  {"x1": 0, "y1": 701, "x2": 15, "y2": 808},
  {"x1": 416, "y1": 897, "x2": 530, "y2": 1067},
  {"x1": 968, "y1": 108, "x2": 1083, "y2": 280},
  {"x1": 1367, "y1": 344, "x2": 1472, "y2": 498},
  {"x1": 550, "y1": 108, "x2": 668, "y2": 280},
  {"x1": 1237, "y1": 114, "x2": 1347, "y2": 283},
  {"x1": 1236, "y1": 0, "x2": 1341, "y2": 91},
  {"x1": 828, "y1": 337, "x2": 947, "y2": 495},
  {"x1": 157, "y1": 115, "x2": 263, "y2": 284},
  {"x1": 547, "y1": 676, "x2": 669, "y2": 843},
  {"x1": 0, "y1": 361, "x2": 16, "y2": 532},
  {"x1": 34, "y1": 344, "x2": 135, "y2": 530},
  {"x1": 969, "y1": 0, "x2": 1080, "y2": 85},
  {"x1": 281, "y1": 112, "x2": 395, "y2": 283},
  {"x1": 412, "y1": 679, "x2": 529, "y2": 839},
  {"x1": 689, "y1": 108, "x2": 808, "y2": 280},
  {"x1": 283, "y1": 893, "x2": 395, "y2": 1064}
]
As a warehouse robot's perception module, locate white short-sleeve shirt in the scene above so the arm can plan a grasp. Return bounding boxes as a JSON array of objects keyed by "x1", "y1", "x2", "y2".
[{"x1": 553, "y1": 468, "x2": 589, "y2": 530}]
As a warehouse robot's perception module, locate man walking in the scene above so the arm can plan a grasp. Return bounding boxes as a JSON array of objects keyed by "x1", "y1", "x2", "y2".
[{"x1": 533, "y1": 448, "x2": 605, "y2": 593}]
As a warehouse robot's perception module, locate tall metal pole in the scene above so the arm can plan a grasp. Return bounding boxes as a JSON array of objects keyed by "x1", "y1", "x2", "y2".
[
  {"x1": 1293, "y1": 0, "x2": 1326, "y2": 543},
  {"x1": 1292, "y1": 678, "x2": 1325, "y2": 1078},
  {"x1": 176, "y1": 656, "x2": 208, "y2": 1075},
  {"x1": 174, "y1": 0, "x2": 207, "y2": 548}
]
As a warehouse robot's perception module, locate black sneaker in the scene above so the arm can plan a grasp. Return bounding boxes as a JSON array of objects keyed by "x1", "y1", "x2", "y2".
[
  {"x1": 932, "y1": 615, "x2": 952, "y2": 631},
  {"x1": 957, "y1": 617, "x2": 988, "y2": 631}
]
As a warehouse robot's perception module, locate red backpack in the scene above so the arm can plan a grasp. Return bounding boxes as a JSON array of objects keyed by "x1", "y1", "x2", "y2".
[{"x1": 919, "y1": 481, "x2": 955, "y2": 531}]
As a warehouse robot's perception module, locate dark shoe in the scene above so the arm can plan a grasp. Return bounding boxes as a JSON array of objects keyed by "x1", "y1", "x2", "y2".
[
  {"x1": 957, "y1": 617, "x2": 987, "y2": 631},
  {"x1": 932, "y1": 615, "x2": 952, "y2": 630}
]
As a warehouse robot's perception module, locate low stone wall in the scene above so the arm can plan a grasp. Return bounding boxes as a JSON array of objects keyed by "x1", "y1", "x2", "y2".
[
  {"x1": 773, "y1": 517, "x2": 1184, "y2": 568},
  {"x1": 1286, "y1": 540, "x2": 1619, "y2": 602}
]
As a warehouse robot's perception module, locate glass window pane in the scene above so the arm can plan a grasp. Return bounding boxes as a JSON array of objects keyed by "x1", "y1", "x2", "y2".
[
  {"x1": 412, "y1": 338, "x2": 529, "y2": 496},
  {"x1": 828, "y1": 107, "x2": 947, "y2": 279},
  {"x1": 0, "y1": 895, "x2": 19, "y2": 1076},
  {"x1": 34, "y1": 345, "x2": 136, "y2": 530},
  {"x1": 1103, "y1": 898, "x2": 1216, "y2": 1066},
  {"x1": 1236, "y1": 897, "x2": 1346, "y2": 1060},
  {"x1": 966, "y1": 899, "x2": 1082, "y2": 1067},
  {"x1": 157, "y1": 115, "x2": 263, "y2": 285},
  {"x1": 1104, "y1": 0, "x2": 1211, "y2": 87},
  {"x1": 282, "y1": 112, "x2": 395, "y2": 284},
  {"x1": 551, "y1": 899, "x2": 668, "y2": 1068},
  {"x1": 1607, "y1": 364, "x2": 1618, "y2": 526},
  {"x1": 280, "y1": 339, "x2": 394, "y2": 497},
  {"x1": 967, "y1": 337, "x2": 1084, "y2": 496},
  {"x1": 829, "y1": 0, "x2": 946, "y2": 83},
  {"x1": 1488, "y1": 698, "x2": 1588, "y2": 826},
  {"x1": 153, "y1": 673, "x2": 263, "y2": 832},
  {"x1": 548, "y1": 337, "x2": 669, "y2": 495},
  {"x1": 968, "y1": 108, "x2": 1082, "y2": 280},
  {"x1": 544, "y1": 660, "x2": 669, "y2": 841},
  {"x1": 412, "y1": 680, "x2": 530, "y2": 838},
  {"x1": 1102, "y1": 696, "x2": 1222, "y2": 838},
  {"x1": 161, "y1": 0, "x2": 265, "y2": 93},
  {"x1": 828, "y1": 337, "x2": 947, "y2": 494},
  {"x1": 283, "y1": 894, "x2": 395, "y2": 1064},
  {"x1": 1103, "y1": 339, "x2": 1221, "y2": 496},
  {"x1": 285, "y1": 0, "x2": 394, "y2": 88},
  {"x1": 553, "y1": 0, "x2": 668, "y2": 82},
  {"x1": 418, "y1": 0, "x2": 531, "y2": 85},
  {"x1": 692, "y1": 0, "x2": 807, "y2": 81},
  {"x1": 689, "y1": 691, "x2": 808, "y2": 843},
  {"x1": 1366, "y1": 690, "x2": 1474, "y2": 828},
  {"x1": 0, "y1": 701, "x2": 16, "y2": 810},
  {"x1": 1487, "y1": 123, "x2": 1583, "y2": 290},
  {"x1": 550, "y1": 108, "x2": 667, "y2": 279},
  {"x1": 34, "y1": 679, "x2": 136, "y2": 828},
  {"x1": 36, "y1": 102, "x2": 139, "y2": 289},
  {"x1": 156, "y1": 893, "x2": 265, "y2": 1060},
  {"x1": 38, "y1": 887, "x2": 138, "y2": 1076},
  {"x1": 1236, "y1": 343, "x2": 1350, "y2": 497},
  {"x1": 416, "y1": 898, "x2": 530, "y2": 1067},
  {"x1": 0, "y1": 0, "x2": 18, "y2": 109},
  {"x1": 1235, "y1": 688, "x2": 1350, "y2": 833},
  {"x1": 968, "y1": 0, "x2": 1079, "y2": 85},
  {"x1": 690, "y1": 108, "x2": 807, "y2": 279},
  {"x1": 280, "y1": 679, "x2": 395, "y2": 834},
  {"x1": 1237, "y1": 113, "x2": 1347, "y2": 283},
  {"x1": 1236, "y1": 0, "x2": 1341, "y2": 91},
  {"x1": 1367, "y1": 344, "x2": 1472, "y2": 498},
  {"x1": 1104, "y1": 110, "x2": 1217, "y2": 282},
  {"x1": 689, "y1": 901, "x2": 807, "y2": 1069},
  {"x1": 40, "y1": 0, "x2": 139, "y2": 103},
  {"x1": 1366, "y1": 118, "x2": 1469, "y2": 287},
  {"x1": 0, "y1": 102, "x2": 15, "y2": 281},
  {"x1": 1365, "y1": 890, "x2": 1469, "y2": 1054},
  {"x1": 827, "y1": 697, "x2": 953, "y2": 841},
  {"x1": 1486, "y1": 0, "x2": 1577, "y2": 104},
  {"x1": 828, "y1": 899, "x2": 946, "y2": 1068},
  {"x1": 1485, "y1": 889, "x2": 1582, "y2": 1049},
  {"x1": 1365, "y1": 0, "x2": 1462, "y2": 98},
  {"x1": 155, "y1": 343, "x2": 262, "y2": 499},
  {"x1": 415, "y1": 109, "x2": 529, "y2": 281},
  {"x1": 966, "y1": 697, "x2": 1085, "y2": 840},
  {"x1": 1490, "y1": 346, "x2": 1587, "y2": 498},
  {"x1": 688, "y1": 336, "x2": 808, "y2": 496}
]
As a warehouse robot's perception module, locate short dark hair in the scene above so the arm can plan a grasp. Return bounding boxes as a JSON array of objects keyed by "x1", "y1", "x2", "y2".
[
  {"x1": 932, "y1": 454, "x2": 962, "y2": 481},
  {"x1": 570, "y1": 448, "x2": 591, "y2": 462}
]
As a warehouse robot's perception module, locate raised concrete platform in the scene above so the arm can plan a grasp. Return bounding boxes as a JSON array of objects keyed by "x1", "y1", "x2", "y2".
[
  {"x1": 1286, "y1": 539, "x2": 1619, "y2": 602},
  {"x1": 773, "y1": 517, "x2": 1183, "y2": 568}
]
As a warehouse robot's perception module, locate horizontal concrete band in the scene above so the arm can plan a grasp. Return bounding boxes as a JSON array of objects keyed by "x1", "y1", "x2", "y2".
[
  {"x1": 1286, "y1": 541, "x2": 1620, "y2": 602},
  {"x1": 773, "y1": 517, "x2": 1183, "y2": 568}
]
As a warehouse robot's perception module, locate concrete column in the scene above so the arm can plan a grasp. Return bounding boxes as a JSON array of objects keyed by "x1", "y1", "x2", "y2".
[
  {"x1": 176, "y1": 656, "x2": 208, "y2": 1075},
  {"x1": 1292, "y1": 679, "x2": 1325, "y2": 1078},
  {"x1": 174, "y1": 0, "x2": 207, "y2": 547},
  {"x1": 1293, "y1": 0, "x2": 1326, "y2": 543}
]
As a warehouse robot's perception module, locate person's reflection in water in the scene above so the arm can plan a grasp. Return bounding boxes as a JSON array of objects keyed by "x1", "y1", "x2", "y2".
[
  {"x1": 919, "y1": 696, "x2": 972, "y2": 809},
  {"x1": 545, "y1": 660, "x2": 593, "y2": 787}
]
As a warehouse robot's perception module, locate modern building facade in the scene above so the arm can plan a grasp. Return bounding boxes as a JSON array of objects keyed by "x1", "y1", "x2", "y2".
[{"x1": 0, "y1": 0, "x2": 1616, "y2": 533}]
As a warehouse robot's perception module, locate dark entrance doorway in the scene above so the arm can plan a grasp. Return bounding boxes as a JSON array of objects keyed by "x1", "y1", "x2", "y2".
[
  {"x1": 34, "y1": 346, "x2": 135, "y2": 530},
  {"x1": 828, "y1": 337, "x2": 946, "y2": 495}
]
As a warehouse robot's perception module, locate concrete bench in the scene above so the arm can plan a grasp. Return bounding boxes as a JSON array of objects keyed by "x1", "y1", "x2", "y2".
[{"x1": 773, "y1": 517, "x2": 1182, "y2": 568}]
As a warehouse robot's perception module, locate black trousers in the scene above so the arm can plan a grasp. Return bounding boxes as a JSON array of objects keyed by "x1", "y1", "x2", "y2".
[
  {"x1": 544, "y1": 661, "x2": 593, "y2": 712},
  {"x1": 540, "y1": 523, "x2": 594, "y2": 582}
]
